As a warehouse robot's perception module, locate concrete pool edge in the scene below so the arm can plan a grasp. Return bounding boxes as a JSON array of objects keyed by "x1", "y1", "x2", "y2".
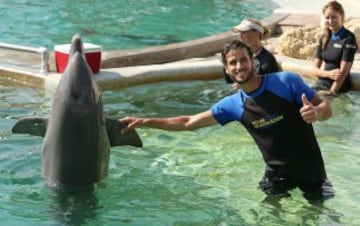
[
  {"x1": 4, "y1": 54, "x2": 360, "y2": 91},
  {"x1": 1, "y1": 11, "x2": 360, "y2": 92}
]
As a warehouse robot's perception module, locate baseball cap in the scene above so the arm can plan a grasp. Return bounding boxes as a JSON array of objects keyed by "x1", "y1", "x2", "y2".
[{"x1": 232, "y1": 19, "x2": 264, "y2": 34}]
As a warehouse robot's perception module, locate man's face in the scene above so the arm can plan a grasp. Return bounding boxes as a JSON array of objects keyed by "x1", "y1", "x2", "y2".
[{"x1": 224, "y1": 48, "x2": 254, "y2": 84}]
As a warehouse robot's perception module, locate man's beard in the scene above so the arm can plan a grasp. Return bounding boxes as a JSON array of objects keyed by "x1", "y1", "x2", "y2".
[{"x1": 232, "y1": 68, "x2": 255, "y2": 85}]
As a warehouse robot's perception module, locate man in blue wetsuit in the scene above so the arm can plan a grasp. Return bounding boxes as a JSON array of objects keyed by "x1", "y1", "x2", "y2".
[{"x1": 120, "y1": 40, "x2": 334, "y2": 203}]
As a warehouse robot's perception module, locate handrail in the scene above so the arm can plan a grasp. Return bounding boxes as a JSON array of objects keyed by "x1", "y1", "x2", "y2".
[{"x1": 0, "y1": 42, "x2": 49, "y2": 73}]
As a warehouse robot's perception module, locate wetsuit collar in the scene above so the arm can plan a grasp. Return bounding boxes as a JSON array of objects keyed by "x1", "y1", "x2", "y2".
[
  {"x1": 331, "y1": 27, "x2": 346, "y2": 41},
  {"x1": 241, "y1": 75, "x2": 264, "y2": 97}
]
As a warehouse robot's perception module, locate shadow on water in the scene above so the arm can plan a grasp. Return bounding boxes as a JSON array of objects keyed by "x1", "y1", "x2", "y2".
[
  {"x1": 47, "y1": 185, "x2": 101, "y2": 226},
  {"x1": 256, "y1": 192, "x2": 344, "y2": 225}
]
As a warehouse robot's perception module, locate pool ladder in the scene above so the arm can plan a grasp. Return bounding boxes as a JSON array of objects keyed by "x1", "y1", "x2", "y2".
[{"x1": 0, "y1": 42, "x2": 49, "y2": 73}]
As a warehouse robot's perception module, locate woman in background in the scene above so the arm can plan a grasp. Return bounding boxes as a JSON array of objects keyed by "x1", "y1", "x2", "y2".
[{"x1": 312, "y1": 0, "x2": 358, "y2": 95}]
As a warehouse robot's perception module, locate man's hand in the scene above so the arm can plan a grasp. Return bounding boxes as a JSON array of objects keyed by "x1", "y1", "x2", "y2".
[
  {"x1": 119, "y1": 117, "x2": 144, "y2": 132},
  {"x1": 299, "y1": 94, "x2": 318, "y2": 124}
]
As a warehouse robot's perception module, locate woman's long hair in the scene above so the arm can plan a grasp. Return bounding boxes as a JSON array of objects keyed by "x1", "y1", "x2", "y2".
[{"x1": 321, "y1": 1, "x2": 345, "y2": 51}]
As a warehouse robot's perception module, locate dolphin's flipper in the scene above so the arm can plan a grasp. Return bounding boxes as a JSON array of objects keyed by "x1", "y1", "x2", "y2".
[
  {"x1": 12, "y1": 117, "x2": 48, "y2": 137},
  {"x1": 105, "y1": 118, "x2": 143, "y2": 147}
]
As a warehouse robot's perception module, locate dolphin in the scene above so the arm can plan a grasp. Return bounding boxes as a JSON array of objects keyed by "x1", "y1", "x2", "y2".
[{"x1": 12, "y1": 34, "x2": 142, "y2": 186}]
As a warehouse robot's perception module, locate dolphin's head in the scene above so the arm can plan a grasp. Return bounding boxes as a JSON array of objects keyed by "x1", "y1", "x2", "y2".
[
  {"x1": 56, "y1": 34, "x2": 100, "y2": 107},
  {"x1": 69, "y1": 34, "x2": 84, "y2": 57}
]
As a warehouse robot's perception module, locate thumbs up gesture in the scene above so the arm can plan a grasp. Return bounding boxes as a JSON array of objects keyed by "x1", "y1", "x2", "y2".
[{"x1": 299, "y1": 94, "x2": 318, "y2": 124}]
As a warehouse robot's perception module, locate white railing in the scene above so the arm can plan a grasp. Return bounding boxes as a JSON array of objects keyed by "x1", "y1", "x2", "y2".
[{"x1": 0, "y1": 42, "x2": 50, "y2": 73}]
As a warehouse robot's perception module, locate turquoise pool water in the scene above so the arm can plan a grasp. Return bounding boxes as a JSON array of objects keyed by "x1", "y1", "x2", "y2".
[
  {"x1": 1, "y1": 79, "x2": 360, "y2": 225},
  {"x1": 0, "y1": 0, "x2": 274, "y2": 50},
  {"x1": 1, "y1": 0, "x2": 360, "y2": 225}
]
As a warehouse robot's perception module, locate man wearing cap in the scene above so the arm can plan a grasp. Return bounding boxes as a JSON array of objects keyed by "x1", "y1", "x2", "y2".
[{"x1": 224, "y1": 18, "x2": 279, "y2": 84}]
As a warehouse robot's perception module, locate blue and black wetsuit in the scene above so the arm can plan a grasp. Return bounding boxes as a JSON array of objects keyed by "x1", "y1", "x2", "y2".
[
  {"x1": 313, "y1": 27, "x2": 358, "y2": 92},
  {"x1": 212, "y1": 71, "x2": 332, "y2": 201}
]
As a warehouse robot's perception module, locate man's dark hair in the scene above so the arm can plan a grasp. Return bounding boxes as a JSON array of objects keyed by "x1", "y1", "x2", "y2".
[{"x1": 221, "y1": 40, "x2": 253, "y2": 65}]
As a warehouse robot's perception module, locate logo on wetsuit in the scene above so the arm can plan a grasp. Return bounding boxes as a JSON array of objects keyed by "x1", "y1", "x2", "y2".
[
  {"x1": 251, "y1": 114, "x2": 284, "y2": 129},
  {"x1": 345, "y1": 44, "x2": 357, "y2": 49}
]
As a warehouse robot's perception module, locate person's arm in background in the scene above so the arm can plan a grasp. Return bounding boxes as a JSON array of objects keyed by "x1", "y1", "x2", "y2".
[
  {"x1": 311, "y1": 37, "x2": 342, "y2": 82},
  {"x1": 312, "y1": 57, "x2": 341, "y2": 79},
  {"x1": 329, "y1": 60, "x2": 353, "y2": 93},
  {"x1": 330, "y1": 35, "x2": 357, "y2": 93}
]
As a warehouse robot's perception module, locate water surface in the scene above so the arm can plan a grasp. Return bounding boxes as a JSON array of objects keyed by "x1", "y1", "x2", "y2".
[
  {"x1": 0, "y1": 0, "x2": 275, "y2": 50},
  {"x1": 1, "y1": 0, "x2": 360, "y2": 225},
  {"x1": 1, "y1": 79, "x2": 360, "y2": 225}
]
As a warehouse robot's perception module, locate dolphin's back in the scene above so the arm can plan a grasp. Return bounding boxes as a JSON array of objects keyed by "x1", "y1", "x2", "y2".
[{"x1": 42, "y1": 102, "x2": 110, "y2": 185}]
